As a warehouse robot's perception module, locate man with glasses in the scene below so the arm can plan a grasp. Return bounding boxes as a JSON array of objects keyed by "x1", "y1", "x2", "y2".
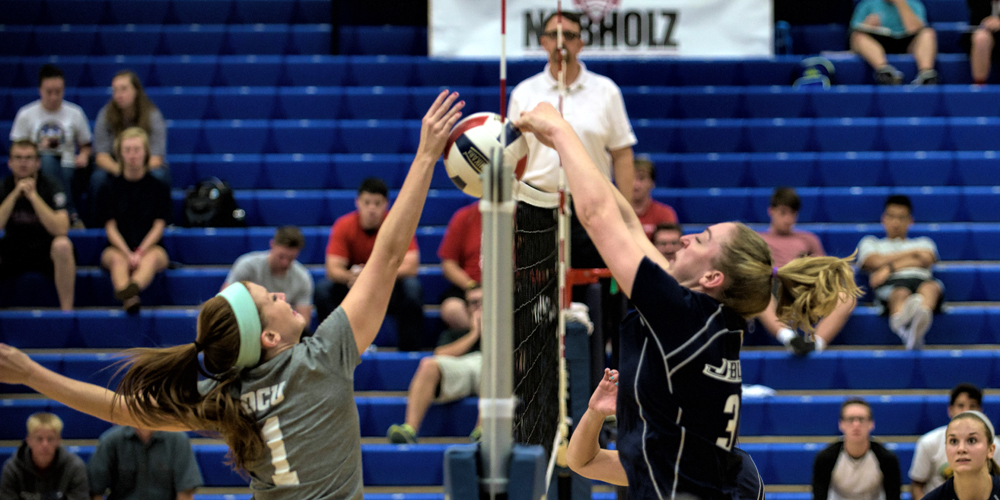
[
  {"x1": 0, "y1": 140, "x2": 76, "y2": 310},
  {"x1": 758, "y1": 187, "x2": 855, "y2": 356},
  {"x1": 857, "y1": 194, "x2": 943, "y2": 350},
  {"x1": 651, "y1": 223, "x2": 683, "y2": 263},
  {"x1": 508, "y1": 10, "x2": 637, "y2": 269},
  {"x1": 386, "y1": 285, "x2": 483, "y2": 444},
  {"x1": 813, "y1": 399, "x2": 902, "y2": 500}
]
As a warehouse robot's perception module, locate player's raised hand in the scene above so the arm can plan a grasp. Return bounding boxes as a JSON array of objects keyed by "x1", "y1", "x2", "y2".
[
  {"x1": 0, "y1": 343, "x2": 36, "y2": 385},
  {"x1": 589, "y1": 368, "x2": 618, "y2": 418},
  {"x1": 416, "y1": 90, "x2": 464, "y2": 162},
  {"x1": 514, "y1": 102, "x2": 571, "y2": 149}
]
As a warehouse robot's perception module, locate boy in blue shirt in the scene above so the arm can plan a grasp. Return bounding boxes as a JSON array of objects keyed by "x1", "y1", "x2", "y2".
[{"x1": 850, "y1": 0, "x2": 938, "y2": 85}]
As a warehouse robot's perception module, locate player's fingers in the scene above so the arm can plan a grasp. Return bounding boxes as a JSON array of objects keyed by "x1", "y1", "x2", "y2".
[
  {"x1": 431, "y1": 91, "x2": 460, "y2": 121},
  {"x1": 441, "y1": 100, "x2": 465, "y2": 128},
  {"x1": 425, "y1": 89, "x2": 450, "y2": 119}
]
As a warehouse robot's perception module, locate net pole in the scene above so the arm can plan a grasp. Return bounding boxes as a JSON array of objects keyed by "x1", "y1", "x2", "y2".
[{"x1": 479, "y1": 131, "x2": 515, "y2": 498}]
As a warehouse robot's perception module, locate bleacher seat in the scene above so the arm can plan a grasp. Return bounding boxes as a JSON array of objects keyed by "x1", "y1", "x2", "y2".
[
  {"x1": 202, "y1": 119, "x2": 270, "y2": 153},
  {"x1": 277, "y1": 87, "x2": 343, "y2": 119},
  {"x1": 289, "y1": 25, "x2": 331, "y2": 55},
  {"x1": 216, "y1": 55, "x2": 284, "y2": 86},
  {"x1": 211, "y1": 86, "x2": 277, "y2": 119},
  {"x1": 340, "y1": 26, "x2": 422, "y2": 56},
  {"x1": 154, "y1": 56, "x2": 219, "y2": 86},
  {"x1": 885, "y1": 151, "x2": 953, "y2": 186},
  {"x1": 881, "y1": 117, "x2": 948, "y2": 151},
  {"x1": 338, "y1": 119, "x2": 410, "y2": 154},
  {"x1": 161, "y1": 25, "x2": 227, "y2": 55},
  {"x1": 744, "y1": 86, "x2": 809, "y2": 118},
  {"x1": 343, "y1": 87, "x2": 411, "y2": 120},
  {"x1": 746, "y1": 119, "x2": 813, "y2": 152},
  {"x1": 811, "y1": 86, "x2": 875, "y2": 117},
  {"x1": 812, "y1": 117, "x2": 879, "y2": 151},
  {"x1": 673, "y1": 87, "x2": 742, "y2": 119},
  {"x1": 172, "y1": 0, "x2": 233, "y2": 24},
  {"x1": 283, "y1": 55, "x2": 346, "y2": 86},
  {"x1": 262, "y1": 153, "x2": 333, "y2": 189},
  {"x1": 147, "y1": 86, "x2": 211, "y2": 119},
  {"x1": 348, "y1": 56, "x2": 415, "y2": 86},
  {"x1": 226, "y1": 24, "x2": 290, "y2": 55},
  {"x1": 98, "y1": 25, "x2": 163, "y2": 56},
  {"x1": 875, "y1": 86, "x2": 942, "y2": 117},
  {"x1": 195, "y1": 154, "x2": 263, "y2": 189},
  {"x1": 231, "y1": 0, "x2": 295, "y2": 24},
  {"x1": 271, "y1": 119, "x2": 338, "y2": 154}
]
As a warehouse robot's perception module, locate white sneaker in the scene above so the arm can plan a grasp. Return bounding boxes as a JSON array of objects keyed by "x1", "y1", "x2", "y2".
[{"x1": 907, "y1": 307, "x2": 933, "y2": 350}]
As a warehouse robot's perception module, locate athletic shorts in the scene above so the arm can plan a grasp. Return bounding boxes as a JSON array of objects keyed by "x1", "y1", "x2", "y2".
[
  {"x1": 873, "y1": 276, "x2": 945, "y2": 315},
  {"x1": 434, "y1": 351, "x2": 482, "y2": 403},
  {"x1": 437, "y1": 284, "x2": 467, "y2": 305},
  {"x1": 0, "y1": 237, "x2": 55, "y2": 278},
  {"x1": 855, "y1": 29, "x2": 920, "y2": 54}
]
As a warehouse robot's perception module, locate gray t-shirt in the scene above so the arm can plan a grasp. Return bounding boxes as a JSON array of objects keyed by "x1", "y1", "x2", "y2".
[
  {"x1": 200, "y1": 307, "x2": 362, "y2": 500},
  {"x1": 224, "y1": 251, "x2": 314, "y2": 308},
  {"x1": 92, "y1": 104, "x2": 167, "y2": 158},
  {"x1": 856, "y1": 235, "x2": 939, "y2": 281}
]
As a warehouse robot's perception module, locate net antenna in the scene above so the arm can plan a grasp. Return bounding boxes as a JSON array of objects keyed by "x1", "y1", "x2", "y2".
[{"x1": 551, "y1": 0, "x2": 574, "y2": 487}]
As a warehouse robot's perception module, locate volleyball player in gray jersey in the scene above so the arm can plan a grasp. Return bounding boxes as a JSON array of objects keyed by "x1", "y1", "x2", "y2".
[{"x1": 0, "y1": 90, "x2": 466, "y2": 500}]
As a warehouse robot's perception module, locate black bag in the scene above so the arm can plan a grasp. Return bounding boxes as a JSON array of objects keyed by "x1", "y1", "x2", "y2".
[{"x1": 183, "y1": 177, "x2": 246, "y2": 227}]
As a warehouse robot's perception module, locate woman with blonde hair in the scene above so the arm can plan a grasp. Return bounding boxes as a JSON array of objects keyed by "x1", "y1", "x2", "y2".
[
  {"x1": 96, "y1": 127, "x2": 171, "y2": 313},
  {"x1": 922, "y1": 411, "x2": 1000, "y2": 500},
  {"x1": 0, "y1": 91, "x2": 464, "y2": 500},
  {"x1": 516, "y1": 103, "x2": 862, "y2": 500}
]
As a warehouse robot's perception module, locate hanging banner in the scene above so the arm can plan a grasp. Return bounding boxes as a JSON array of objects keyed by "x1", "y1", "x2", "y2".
[{"x1": 430, "y1": 0, "x2": 774, "y2": 58}]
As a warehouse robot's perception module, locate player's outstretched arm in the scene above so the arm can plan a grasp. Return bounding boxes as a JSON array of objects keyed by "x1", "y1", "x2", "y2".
[
  {"x1": 566, "y1": 369, "x2": 628, "y2": 486},
  {"x1": 515, "y1": 103, "x2": 643, "y2": 297},
  {"x1": 342, "y1": 90, "x2": 464, "y2": 355},
  {"x1": 608, "y1": 180, "x2": 672, "y2": 270},
  {"x1": 0, "y1": 343, "x2": 189, "y2": 431}
]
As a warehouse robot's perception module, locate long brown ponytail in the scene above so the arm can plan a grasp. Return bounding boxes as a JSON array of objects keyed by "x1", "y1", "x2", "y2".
[
  {"x1": 112, "y1": 286, "x2": 265, "y2": 473},
  {"x1": 714, "y1": 223, "x2": 862, "y2": 332}
]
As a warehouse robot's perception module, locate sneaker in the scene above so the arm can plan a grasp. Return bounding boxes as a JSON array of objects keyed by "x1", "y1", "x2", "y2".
[
  {"x1": 891, "y1": 293, "x2": 923, "y2": 333},
  {"x1": 387, "y1": 423, "x2": 417, "y2": 444},
  {"x1": 469, "y1": 426, "x2": 482, "y2": 443},
  {"x1": 912, "y1": 69, "x2": 938, "y2": 86},
  {"x1": 906, "y1": 307, "x2": 933, "y2": 350},
  {"x1": 789, "y1": 336, "x2": 816, "y2": 357},
  {"x1": 875, "y1": 65, "x2": 903, "y2": 85}
]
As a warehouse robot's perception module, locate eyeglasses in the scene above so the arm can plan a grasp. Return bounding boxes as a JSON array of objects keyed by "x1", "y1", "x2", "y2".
[
  {"x1": 841, "y1": 416, "x2": 871, "y2": 424},
  {"x1": 543, "y1": 30, "x2": 580, "y2": 42},
  {"x1": 10, "y1": 155, "x2": 39, "y2": 162}
]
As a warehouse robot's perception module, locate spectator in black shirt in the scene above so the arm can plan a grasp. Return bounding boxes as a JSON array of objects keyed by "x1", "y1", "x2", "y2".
[
  {"x1": 96, "y1": 127, "x2": 171, "y2": 314},
  {"x1": 0, "y1": 140, "x2": 75, "y2": 310}
]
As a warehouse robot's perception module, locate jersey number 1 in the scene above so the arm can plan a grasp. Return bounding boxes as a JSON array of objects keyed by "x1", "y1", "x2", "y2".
[
  {"x1": 716, "y1": 394, "x2": 740, "y2": 451},
  {"x1": 262, "y1": 416, "x2": 301, "y2": 486}
]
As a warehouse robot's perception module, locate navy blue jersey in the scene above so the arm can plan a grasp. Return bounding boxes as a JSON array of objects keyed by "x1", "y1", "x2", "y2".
[{"x1": 617, "y1": 257, "x2": 749, "y2": 500}]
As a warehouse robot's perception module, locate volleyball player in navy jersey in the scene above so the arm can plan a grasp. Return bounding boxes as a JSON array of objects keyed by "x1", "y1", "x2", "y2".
[{"x1": 516, "y1": 103, "x2": 861, "y2": 500}]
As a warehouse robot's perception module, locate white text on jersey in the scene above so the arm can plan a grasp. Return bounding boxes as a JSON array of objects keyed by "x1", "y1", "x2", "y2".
[
  {"x1": 702, "y1": 358, "x2": 741, "y2": 383},
  {"x1": 241, "y1": 381, "x2": 287, "y2": 414}
]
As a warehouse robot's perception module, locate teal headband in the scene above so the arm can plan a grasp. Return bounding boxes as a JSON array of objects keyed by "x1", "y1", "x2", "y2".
[{"x1": 217, "y1": 283, "x2": 262, "y2": 369}]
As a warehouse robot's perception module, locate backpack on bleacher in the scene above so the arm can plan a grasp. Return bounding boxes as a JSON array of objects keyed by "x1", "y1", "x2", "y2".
[{"x1": 183, "y1": 177, "x2": 246, "y2": 227}]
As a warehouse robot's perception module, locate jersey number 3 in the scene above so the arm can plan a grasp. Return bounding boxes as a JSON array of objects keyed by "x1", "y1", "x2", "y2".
[
  {"x1": 263, "y1": 416, "x2": 301, "y2": 486},
  {"x1": 716, "y1": 394, "x2": 740, "y2": 451}
]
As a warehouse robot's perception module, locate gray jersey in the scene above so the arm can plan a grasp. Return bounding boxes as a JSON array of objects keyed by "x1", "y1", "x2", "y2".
[
  {"x1": 225, "y1": 251, "x2": 314, "y2": 308},
  {"x1": 200, "y1": 307, "x2": 362, "y2": 499}
]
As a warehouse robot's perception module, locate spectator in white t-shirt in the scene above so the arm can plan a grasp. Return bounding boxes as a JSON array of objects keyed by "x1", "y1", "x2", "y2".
[
  {"x1": 856, "y1": 195, "x2": 943, "y2": 350},
  {"x1": 223, "y1": 225, "x2": 314, "y2": 322},
  {"x1": 909, "y1": 383, "x2": 1000, "y2": 500},
  {"x1": 9, "y1": 64, "x2": 92, "y2": 227}
]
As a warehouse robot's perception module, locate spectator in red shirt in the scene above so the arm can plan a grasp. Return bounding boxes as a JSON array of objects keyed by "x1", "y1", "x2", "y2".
[
  {"x1": 757, "y1": 187, "x2": 856, "y2": 356},
  {"x1": 437, "y1": 202, "x2": 481, "y2": 330},
  {"x1": 630, "y1": 157, "x2": 677, "y2": 239},
  {"x1": 315, "y1": 177, "x2": 425, "y2": 351}
]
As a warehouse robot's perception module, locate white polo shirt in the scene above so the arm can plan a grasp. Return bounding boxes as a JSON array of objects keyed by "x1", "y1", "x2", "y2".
[{"x1": 508, "y1": 62, "x2": 637, "y2": 193}]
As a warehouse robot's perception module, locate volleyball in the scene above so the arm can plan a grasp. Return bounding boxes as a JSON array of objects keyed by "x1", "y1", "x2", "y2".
[{"x1": 443, "y1": 112, "x2": 529, "y2": 198}]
